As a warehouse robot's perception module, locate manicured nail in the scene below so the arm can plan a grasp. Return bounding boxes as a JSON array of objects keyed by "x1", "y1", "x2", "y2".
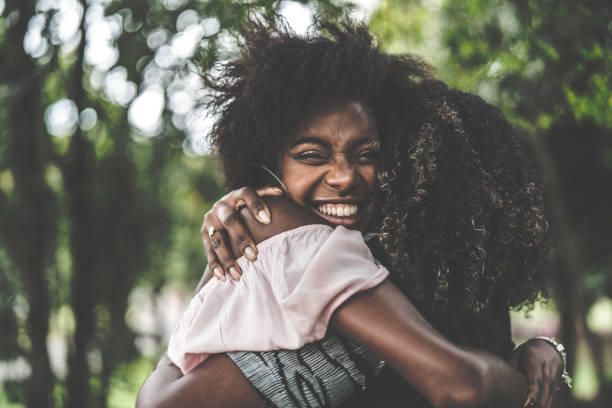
[
  {"x1": 229, "y1": 266, "x2": 241, "y2": 281},
  {"x1": 244, "y1": 246, "x2": 257, "y2": 261},
  {"x1": 213, "y1": 268, "x2": 226, "y2": 282},
  {"x1": 258, "y1": 210, "x2": 271, "y2": 224}
]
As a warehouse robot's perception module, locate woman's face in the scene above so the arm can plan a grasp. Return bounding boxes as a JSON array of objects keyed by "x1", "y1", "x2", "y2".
[{"x1": 278, "y1": 100, "x2": 379, "y2": 232}]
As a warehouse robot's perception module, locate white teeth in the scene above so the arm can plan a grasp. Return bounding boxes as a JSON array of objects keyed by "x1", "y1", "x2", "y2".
[{"x1": 317, "y1": 204, "x2": 359, "y2": 217}]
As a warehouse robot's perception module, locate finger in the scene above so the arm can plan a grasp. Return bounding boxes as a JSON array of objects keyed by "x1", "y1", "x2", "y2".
[
  {"x1": 212, "y1": 266, "x2": 227, "y2": 282},
  {"x1": 256, "y1": 186, "x2": 284, "y2": 196},
  {"x1": 541, "y1": 366, "x2": 559, "y2": 408},
  {"x1": 235, "y1": 198, "x2": 247, "y2": 211},
  {"x1": 209, "y1": 202, "x2": 257, "y2": 266},
  {"x1": 524, "y1": 366, "x2": 543, "y2": 408},
  {"x1": 209, "y1": 229, "x2": 243, "y2": 281},
  {"x1": 524, "y1": 394, "x2": 537, "y2": 408},
  {"x1": 235, "y1": 186, "x2": 273, "y2": 224},
  {"x1": 200, "y1": 231, "x2": 226, "y2": 282},
  {"x1": 537, "y1": 378, "x2": 552, "y2": 408},
  {"x1": 203, "y1": 211, "x2": 240, "y2": 278},
  {"x1": 216, "y1": 201, "x2": 259, "y2": 262}
]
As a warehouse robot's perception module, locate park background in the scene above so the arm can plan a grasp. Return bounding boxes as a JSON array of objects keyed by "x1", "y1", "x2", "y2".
[{"x1": 0, "y1": 0, "x2": 610, "y2": 407}]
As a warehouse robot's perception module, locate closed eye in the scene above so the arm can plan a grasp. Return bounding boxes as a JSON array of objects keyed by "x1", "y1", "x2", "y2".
[
  {"x1": 295, "y1": 151, "x2": 328, "y2": 164},
  {"x1": 355, "y1": 150, "x2": 379, "y2": 163}
]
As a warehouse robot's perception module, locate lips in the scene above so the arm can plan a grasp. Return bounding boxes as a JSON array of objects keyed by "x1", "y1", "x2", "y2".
[{"x1": 311, "y1": 201, "x2": 364, "y2": 227}]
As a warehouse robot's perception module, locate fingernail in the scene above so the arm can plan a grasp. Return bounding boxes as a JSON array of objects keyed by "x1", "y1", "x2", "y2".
[
  {"x1": 229, "y1": 266, "x2": 241, "y2": 281},
  {"x1": 244, "y1": 246, "x2": 257, "y2": 261},
  {"x1": 258, "y1": 210, "x2": 271, "y2": 224},
  {"x1": 214, "y1": 268, "x2": 226, "y2": 282}
]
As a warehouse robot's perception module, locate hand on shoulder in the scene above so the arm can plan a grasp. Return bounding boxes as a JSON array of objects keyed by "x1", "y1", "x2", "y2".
[{"x1": 235, "y1": 195, "x2": 330, "y2": 249}]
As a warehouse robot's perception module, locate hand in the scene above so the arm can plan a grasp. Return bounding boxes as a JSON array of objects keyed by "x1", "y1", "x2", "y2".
[
  {"x1": 200, "y1": 186, "x2": 284, "y2": 282},
  {"x1": 508, "y1": 338, "x2": 564, "y2": 408}
]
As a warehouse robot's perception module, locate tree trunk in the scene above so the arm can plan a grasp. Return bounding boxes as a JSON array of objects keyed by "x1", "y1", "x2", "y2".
[
  {"x1": 64, "y1": 3, "x2": 97, "y2": 407},
  {"x1": 2, "y1": 1, "x2": 57, "y2": 407}
]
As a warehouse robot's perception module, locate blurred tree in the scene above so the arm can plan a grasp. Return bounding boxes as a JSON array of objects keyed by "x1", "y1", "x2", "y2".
[
  {"x1": 1, "y1": 0, "x2": 57, "y2": 406},
  {"x1": 0, "y1": 1, "x2": 351, "y2": 407}
]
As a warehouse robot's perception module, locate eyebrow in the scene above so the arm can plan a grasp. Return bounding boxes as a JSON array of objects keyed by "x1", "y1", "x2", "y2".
[{"x1": 289, "y1": 136, "x2": 379, "y2": 149}]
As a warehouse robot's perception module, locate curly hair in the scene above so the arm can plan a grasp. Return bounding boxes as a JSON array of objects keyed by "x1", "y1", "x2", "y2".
[{"x1": 206, "y1": 17, "x2": 548, "y2": 313}]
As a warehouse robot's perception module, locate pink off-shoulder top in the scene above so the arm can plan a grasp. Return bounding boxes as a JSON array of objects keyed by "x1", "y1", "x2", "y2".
[{"x1": 167, "y1": 224, "x2": 389, "y2": 375}]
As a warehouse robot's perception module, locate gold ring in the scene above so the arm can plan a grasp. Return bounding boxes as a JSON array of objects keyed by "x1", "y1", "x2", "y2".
[{"x1": 208, "y1": 226, "x2": 223, "y2": 237}]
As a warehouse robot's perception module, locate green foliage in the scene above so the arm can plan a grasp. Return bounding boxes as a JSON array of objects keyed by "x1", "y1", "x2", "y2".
[
  {"x1": 107, "y1": 357, "x2": 156, "y2": 408},
  {"x1": 1, "y1": 0, "x2": 610, "y2": 405},
  {"x1": 0, "y1": 380, "x2": 26, "y2": 407},
  {"x1": 0, "y1": 1, "x2": 354, "y2": 406},
  {"x1": 372, "y1": 0, "x2": 612, "y2": 129}
]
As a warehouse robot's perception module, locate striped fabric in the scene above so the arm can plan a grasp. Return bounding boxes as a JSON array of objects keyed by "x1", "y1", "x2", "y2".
[{"x1": 228, "y1": 332, "x2": 385, "y2": 408}]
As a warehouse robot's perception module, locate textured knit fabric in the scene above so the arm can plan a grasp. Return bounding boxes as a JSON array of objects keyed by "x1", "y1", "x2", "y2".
[
  {"x1": 167, "y1": 224, "x2": 389, "y2": 375},
  {"x1": 228, "y1": 333, "x2": 385, "y2": 408}
]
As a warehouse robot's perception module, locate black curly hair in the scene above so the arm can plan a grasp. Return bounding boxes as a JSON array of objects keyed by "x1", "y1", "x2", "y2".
[{"x1": 206, "y1": 16, "x2": 548, "y2": 313}]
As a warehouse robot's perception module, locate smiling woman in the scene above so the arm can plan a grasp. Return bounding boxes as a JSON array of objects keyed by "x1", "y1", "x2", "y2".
[
  {"x1": 280, "y1": 101, "x2": 378, "y2": 230},
  {"x1": 137, "y1": 16, "x2": 565, "y2": 408}
]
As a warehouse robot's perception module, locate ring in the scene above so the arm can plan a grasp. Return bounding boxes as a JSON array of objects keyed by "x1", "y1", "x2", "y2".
[{"x1": 208, "y1": 226, "x2": 223, "y2": 237}]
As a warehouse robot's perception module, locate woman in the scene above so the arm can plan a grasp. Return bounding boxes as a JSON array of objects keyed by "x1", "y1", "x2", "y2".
[{"x1": 137, "y1": 17, "x2": 566, "y2": 408}]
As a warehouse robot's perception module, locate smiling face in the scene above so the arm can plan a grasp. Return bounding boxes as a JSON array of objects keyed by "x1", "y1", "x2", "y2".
[{"x1": 277, "y1": 100, "x2": 379, "y2": 232}]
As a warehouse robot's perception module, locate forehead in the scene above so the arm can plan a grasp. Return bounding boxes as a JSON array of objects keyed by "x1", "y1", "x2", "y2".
[{"x1": 289, "y1": 100, "x2": 378, "y2": 147}]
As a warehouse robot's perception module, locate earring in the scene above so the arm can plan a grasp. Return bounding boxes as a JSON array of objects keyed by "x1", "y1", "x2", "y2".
[{"x1": 261, "y1": 166, "x2": 289, "y2": 195}]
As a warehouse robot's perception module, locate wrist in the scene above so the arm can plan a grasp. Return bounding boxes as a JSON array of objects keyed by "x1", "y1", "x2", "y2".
[{"x1": 532, "y1": 336, "x2": 572, "y2": 389}]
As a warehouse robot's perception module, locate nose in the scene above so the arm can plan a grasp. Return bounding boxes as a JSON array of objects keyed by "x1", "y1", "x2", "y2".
[{"x1": 325, "y1": 156, "x2": 358, "y2": 192}]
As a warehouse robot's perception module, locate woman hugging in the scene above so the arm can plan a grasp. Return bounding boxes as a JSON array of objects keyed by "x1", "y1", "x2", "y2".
[{"x1": 137, "y1": 16, "x2": 568, "y2": 408}]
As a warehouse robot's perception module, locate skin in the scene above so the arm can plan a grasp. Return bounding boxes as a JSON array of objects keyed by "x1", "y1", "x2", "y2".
[
  {"x1": 138, "y1": 196, "x2": 530, "y2": 408},
  {"x1": 138, "y1": 101, "x2": 563, "y2": 408},
  {"x1": 201, "y1": 101, "x2": 379, "y2": 282},
  {"x1": 277, "y1": 100, "x2": 379, "y2": 231}
]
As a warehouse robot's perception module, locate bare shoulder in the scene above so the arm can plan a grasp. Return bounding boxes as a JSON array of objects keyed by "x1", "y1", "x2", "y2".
[{"x1": 238, "y1": 196, "x2": 330, "y2": 245}]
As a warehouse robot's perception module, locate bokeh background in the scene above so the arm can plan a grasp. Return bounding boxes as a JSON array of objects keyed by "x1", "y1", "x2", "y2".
[{"x1": 0, "y1": 0, "x2": 610, "y2": 407}]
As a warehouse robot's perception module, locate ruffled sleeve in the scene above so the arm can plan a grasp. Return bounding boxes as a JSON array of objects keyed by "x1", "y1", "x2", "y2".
[{"x1": 167, "y1": 224, "x2": 389, "y2": 375}]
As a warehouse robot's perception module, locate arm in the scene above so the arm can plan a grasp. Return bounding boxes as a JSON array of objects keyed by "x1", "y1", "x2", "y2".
[
  {"x1": 238, "y1": 197, "x2": 528, "y2": 407},
  {"x1": 331, "y1": 281, "x2": 528, "y2": 408},
  {"x1": 204, "y1": 188, "x2": 562, "y2": 407},
  {"x1": 238, "y1": 197, "x2": 530, "y2": 408},
  {"x1": 139, "y1": 196, "x2": 526, "y2": 408},
  {"x1": 136, "y1": 354, "x2": 265, "y2": 408}
]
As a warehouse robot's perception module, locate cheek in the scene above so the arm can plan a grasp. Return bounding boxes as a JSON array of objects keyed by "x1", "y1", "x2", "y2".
[
  {"x1": 279, "y1": 162, "x2": 311, "y2": 204},
  {"x1": 283, "y1": 172, "x2": 317, "y2": 205},
  {"x1": 361, "y1": 167, "x2": 377, "y2": 191}
]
